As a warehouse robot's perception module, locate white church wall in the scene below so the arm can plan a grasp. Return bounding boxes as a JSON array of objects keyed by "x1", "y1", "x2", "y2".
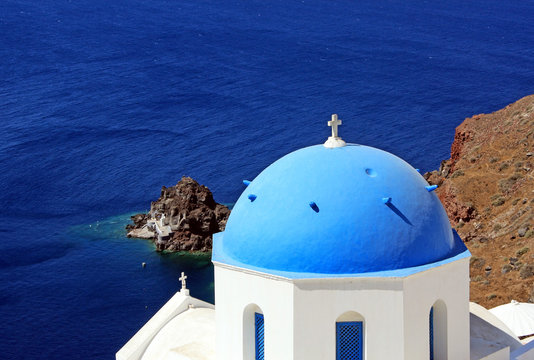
[
  {"x1": 477, "y1": 346, "x2": 510, "y2": 360},
  {"x1": 214, "y1": 257, "x2": 470, "y2": 360},
  {"x1": 403, "y1": 257, "x2": 470, "y2": 360},
  {"x1": 214, "y1": 265, "x2": 295, "y2": 360},
  {"x1": 292, "y1": 277, "x2": 405, "y2": 360}
]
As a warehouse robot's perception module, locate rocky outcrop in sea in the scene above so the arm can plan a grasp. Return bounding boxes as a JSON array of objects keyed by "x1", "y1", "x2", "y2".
[{"x1": 126, "y1": 176, "x2": 231, "y2": 252}]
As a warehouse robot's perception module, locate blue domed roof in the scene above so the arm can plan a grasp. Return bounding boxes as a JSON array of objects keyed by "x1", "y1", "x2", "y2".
[{"x1": 212, "y1": 144, "x2": 468, "y2": 278}]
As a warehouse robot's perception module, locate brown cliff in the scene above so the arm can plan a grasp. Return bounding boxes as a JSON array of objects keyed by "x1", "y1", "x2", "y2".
[
  {"x1": 126, "y1": 176, "x2": 230, "y2": 252},
  {"x1": 425, "y1": 95, "x2": 534, "y2": 308}
]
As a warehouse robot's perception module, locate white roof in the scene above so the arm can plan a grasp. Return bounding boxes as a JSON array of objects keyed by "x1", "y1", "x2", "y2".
[
  {"x1": 470, "y1": 302, "x2": 522, "y2": 359},
  {"x1": 490, "y1": 300, "x2": 534, "y2": 338},
  {"x1": 141, "y1": 307, "x2": 215, "y2": 360}
]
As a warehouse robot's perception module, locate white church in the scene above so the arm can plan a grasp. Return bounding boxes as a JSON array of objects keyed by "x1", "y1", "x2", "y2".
[{"x1": 117, "y1": 116, "x2": 534, "y2": 360}]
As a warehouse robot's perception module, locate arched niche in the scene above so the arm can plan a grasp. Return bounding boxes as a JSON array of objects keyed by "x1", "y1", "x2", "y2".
[
  {"x1": 430, "y1": 299, "x2": 447, "y2": 360},
  {"x1": 336, "y1": 311, "x2": 365, "y2": 323},
  {"x1": 336, "y1": 311, "x2": 365, "y2": 360},
  {"x1": 243, "y1": 303, "x2": 264, "y2": 360}
]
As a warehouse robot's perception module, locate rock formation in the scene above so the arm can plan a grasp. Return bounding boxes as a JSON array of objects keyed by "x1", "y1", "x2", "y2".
[
  {"x1": 126, "y1": 176, "x2": 231, "y2": 252},
  {"x1": 424, "y1": 95, "x2": 534, "y2": 308}
]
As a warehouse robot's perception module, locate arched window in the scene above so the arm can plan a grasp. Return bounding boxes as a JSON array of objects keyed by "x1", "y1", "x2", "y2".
[
  {"x1": 430, "y1": 300, "x2": 447, "y2": 360},
  {"x1": 243, "y1": 304, "x2": 264, "y2": 360},
  {"x1": 336, "y1": 311, "x2": 364, "y2": 360}
]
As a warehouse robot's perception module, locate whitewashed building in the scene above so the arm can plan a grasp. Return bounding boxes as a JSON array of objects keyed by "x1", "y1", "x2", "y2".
[{"x1": 117, "y1": 116, "x2": 534, "y2": 360}]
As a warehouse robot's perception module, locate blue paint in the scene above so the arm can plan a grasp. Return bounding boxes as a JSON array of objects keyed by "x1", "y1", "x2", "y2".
[
  {"x1": 382, "y1": 197, "x2": 392, "y2": 204},
  {"x1": 213, "y1": 145, "x2": 469, "y2": 276},
  {"x1": 385, "y1": 202, "x2": 413, "y2": 225},
  {"x1": 214, "y1": 233, "x2": 470, "y2": 279},
  {"x1": 243, "y1": 180, "x2": 251, "y2": 186},
  {"x1": 426, "y1": 185, "x2": 438, "y2": 192},
  {"x1": 255, "y1": 313, "x2": 265, "y2": 360},
  {"x1": 309, "y1": 201, "x2": 320, "y2": 213},
  {"x1": 248, "y1": 194, "x2": 257, "y2": 202},
  {"x1": 336, "y1": 322, "x2": 363, "y2": 360}
]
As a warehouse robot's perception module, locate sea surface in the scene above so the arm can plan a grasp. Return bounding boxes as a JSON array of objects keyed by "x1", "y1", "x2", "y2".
[{"x1": 1, "y1": 0, "x2": 533, "y2": 358}]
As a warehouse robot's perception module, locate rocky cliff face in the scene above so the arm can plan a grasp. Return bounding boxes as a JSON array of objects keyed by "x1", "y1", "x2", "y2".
[
  {"x1": 425, "y1": 95, "x2": 534, "y2": 308},
  {"x1": 126, "y1": 176, "x2": 230, "y2": 252}
]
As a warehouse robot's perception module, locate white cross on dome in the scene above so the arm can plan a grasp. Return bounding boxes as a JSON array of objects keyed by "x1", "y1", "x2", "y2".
[{"x1": 324, "y1": 114, "x2": 346, "y2": 148}]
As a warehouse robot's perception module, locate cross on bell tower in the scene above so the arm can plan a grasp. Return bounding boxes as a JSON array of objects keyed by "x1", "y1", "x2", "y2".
[
  {"x1": 179, "y1": 272, "x2": 187, "y2": 289},
  {"x1": 179, "y1": 272, "x2": 190, "y2": 296},
  {"x1": 324, "y1": 113, "x2": 347, "y2": 148}
]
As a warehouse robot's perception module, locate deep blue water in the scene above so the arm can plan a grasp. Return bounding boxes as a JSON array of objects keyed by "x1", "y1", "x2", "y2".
[{"x1": 1, "y1": 0, "x2": 533, "y2": 358}]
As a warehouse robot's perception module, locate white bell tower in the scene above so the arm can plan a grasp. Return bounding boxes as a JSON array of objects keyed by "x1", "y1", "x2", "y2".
[
  {"x1": 213, "y1": 248, "x2": 470, "y2": 360},
  {"x1": 212, "y1": 119, "x2": 471, "y2": 360}
]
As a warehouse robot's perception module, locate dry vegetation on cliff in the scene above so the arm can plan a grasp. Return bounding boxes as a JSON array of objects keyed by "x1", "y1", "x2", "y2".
[{"x1": 425, "y1": 95, "x2": 534, "y2": 308}]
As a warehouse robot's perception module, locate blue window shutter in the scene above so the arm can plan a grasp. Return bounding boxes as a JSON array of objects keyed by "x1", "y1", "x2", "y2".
[
  {"x1": 429, "y1": 308, "x2": 434, "y2": 360},
  {"x1": 336, "y1": 321, "x2": 363, "y2": 360},
  {"x1": 255, "y1": 312, "x2": 264, "y2": 360}
]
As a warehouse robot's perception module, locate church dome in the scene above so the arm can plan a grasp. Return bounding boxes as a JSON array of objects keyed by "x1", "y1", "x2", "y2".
[{"x1": 213, "y1": 143, "x2": 467, "y2": 277}]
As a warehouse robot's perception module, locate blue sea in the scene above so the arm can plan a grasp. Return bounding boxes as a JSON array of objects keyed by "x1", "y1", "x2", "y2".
[{"x1": 1, "y1": 0, "x2": 533, "y2": 358}]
